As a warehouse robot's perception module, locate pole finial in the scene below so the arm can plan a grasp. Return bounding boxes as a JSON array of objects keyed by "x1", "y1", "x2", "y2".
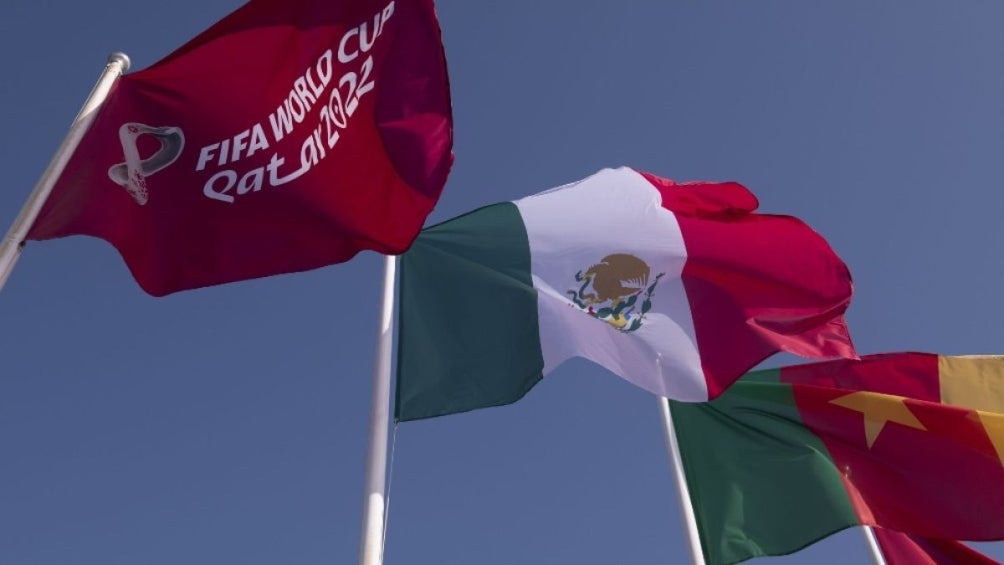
[{"x1": 108, "y1": 52, "x2": 131, "y2": 73}]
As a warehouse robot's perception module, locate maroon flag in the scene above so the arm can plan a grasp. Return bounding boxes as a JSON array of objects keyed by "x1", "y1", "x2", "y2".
[{"x1": 28, "y1": 0, "x2": 453, "y2": 296}]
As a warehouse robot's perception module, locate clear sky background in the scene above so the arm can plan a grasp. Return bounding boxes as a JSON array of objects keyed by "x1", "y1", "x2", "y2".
[{"x1": 1, "y1": 1, "x2": 1002, "y2": 564}]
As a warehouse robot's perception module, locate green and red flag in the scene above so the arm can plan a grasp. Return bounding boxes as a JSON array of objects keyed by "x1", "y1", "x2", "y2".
[
  {"x1": 395, "y1": 167, "x2": 855, "y2": 421},
  {"x1": 669, "y1": 353, "x2": 1004, "y2": 565}
]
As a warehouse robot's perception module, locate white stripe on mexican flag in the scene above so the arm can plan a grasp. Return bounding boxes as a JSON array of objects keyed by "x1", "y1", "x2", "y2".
[
  {"x1": 396, "y1": 167, "x2": 856, "y2": 421},
  {"x1": 518, "y1": 168, "x2": 704, "y2": 400}
]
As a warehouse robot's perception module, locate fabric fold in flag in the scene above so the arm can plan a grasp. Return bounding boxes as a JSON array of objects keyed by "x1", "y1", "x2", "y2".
[
  {"x1": 396, "y1": 166, "x2": 856, "y2": 421},
  {"x1": 669, "y1": 353, "x2": 1004, "y2": 565},
  {"x1": 28, "y1": 0, "x2": 453, "y2": 296}
]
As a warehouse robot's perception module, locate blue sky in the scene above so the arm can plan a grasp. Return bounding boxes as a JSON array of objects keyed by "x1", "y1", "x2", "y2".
[{"x1": 2, "y1": 1, "x2": 1003, "y2": 563}]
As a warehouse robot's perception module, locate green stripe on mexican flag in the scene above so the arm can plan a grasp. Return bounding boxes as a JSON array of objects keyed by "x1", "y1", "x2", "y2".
[{"x1": 396, "y1": 167, "x2": 856, "y2": 421}]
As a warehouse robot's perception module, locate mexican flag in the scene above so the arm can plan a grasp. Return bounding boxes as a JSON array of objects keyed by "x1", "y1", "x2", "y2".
[
  {"x1": 669, "y1": 353, "x2": 1004, "y2": 565},
  {"x1": 396, "y1": 167, "x2": 856, "y2": 421}
]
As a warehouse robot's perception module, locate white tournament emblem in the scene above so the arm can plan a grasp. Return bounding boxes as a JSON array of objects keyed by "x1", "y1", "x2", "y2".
[{"x1": 108, "y1": 122, "x2": 185, "y2": 205}]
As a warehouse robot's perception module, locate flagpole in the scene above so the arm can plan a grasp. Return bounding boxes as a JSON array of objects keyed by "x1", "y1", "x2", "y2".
[
  {"x1": 358, "y1": 254, "x2": 396, "y2": 565},
  {"x1": 0, "y1": 52, "x2": 131, "y2": 293},
  {"x1": 658, "y1": 397, "x2": 707, "y2": 565},
  {"x1": 842, "y1": 465, "x2": 887, "y2": 565},
  {"x1": 861, "y1": 526, "x2": 888, "y2": 565}
]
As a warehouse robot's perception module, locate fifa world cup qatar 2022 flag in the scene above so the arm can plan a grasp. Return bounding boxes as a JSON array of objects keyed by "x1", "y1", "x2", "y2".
[
  {"x1": 395, "y1": 167, "x2": 857, "y2": 421},
  {"x1": 669, "y1": 353, "x2": 1004, "y2": 565},
  {"x1": 26, "y1": 0, "x2": 453, "y2": 296}
]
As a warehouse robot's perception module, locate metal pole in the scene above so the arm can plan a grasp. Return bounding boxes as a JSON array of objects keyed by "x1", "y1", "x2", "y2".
[
  {"x1": 658, "y1": 397, "x2": 707, "y2": 565},
  {"x1": 861, "y1": 526, "x2": 888, "y2": 565},
  {"x1": 358, "y1": 254, "x2": 396, "y2": 565},
  {"x1": 0, "y1": 52, "x2": 131, "y2": 293},
  {"x1": 841, "y1": 464, "x2": 887, "y2": 565}
]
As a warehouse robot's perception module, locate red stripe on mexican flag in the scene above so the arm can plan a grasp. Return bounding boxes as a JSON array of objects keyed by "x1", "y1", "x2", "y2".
[{"x1": 640, "y1": 171, "x2": 857, "y2": 397}]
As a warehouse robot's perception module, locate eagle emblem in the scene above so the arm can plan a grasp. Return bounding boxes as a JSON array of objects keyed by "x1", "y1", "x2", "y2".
[{"x1": 567, "y1": 253, "x2": 664, "y2": 332}]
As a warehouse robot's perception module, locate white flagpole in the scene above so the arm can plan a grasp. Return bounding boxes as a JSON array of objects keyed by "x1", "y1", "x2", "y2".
[
  {"x1": 842, "y1": 466, "x2": 887, "y2": 565},
  {"x1": 861, "y1": 525, "x2": 888, "y2": 565},
  {"x1": 358, "y1": 254, "x2": 397, "y2": 565},
  {"x1": 658, "y1": 397, "x2": 707, "y2": 565},
  {"x1": 0, "y1": 52, "x2": 131, "y2": 293}
]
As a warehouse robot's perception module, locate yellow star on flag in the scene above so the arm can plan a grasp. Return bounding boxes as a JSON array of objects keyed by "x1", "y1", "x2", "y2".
[{"x1": 829, "y1": 391, "x2": 926, "y2": 448}]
